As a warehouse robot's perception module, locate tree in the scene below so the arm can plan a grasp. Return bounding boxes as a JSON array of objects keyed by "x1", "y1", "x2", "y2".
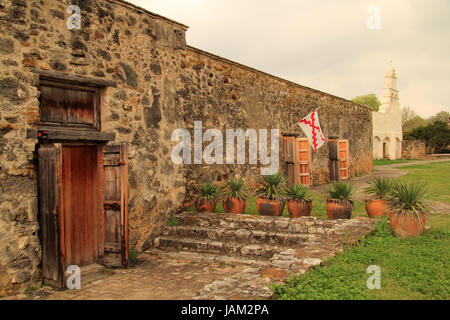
[
  {"x1": 404, "y1": 120, "x2": 450, "y2": 154},
  {"x1": 402, "y1": 106, "x2": 416, "y2": 125},
  {"x1": 428, "y1": 110, "x2": 450, "y2": 124},
  {"x1": 351, "y1": 94, "x2": 380, "y2": 111},
  {"x1": 403, "y1": 115, "x2": 427, "y2": 133}
]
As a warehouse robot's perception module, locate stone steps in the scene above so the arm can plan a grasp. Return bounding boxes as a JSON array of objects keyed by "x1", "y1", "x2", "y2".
[
  {"x1": 154, "y1": 211, "x2": 377, "y2": 271},
  {"x1": 161, "y1": 225, "x2": 320, "y2": 247}
]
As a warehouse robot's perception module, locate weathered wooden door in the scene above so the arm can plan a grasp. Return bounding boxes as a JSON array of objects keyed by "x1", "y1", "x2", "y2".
[
  {"x1": 102, "y1": 145, "x2": 129, "y2": 268},
  {"x1": 282, "y1": 136, "x2": 312, "y2": 186},
  {"x1": 60, "y1": 146, "x2": 100, "y2": 268},
  {"x1": 38, "y1": 143, "x2": 63, "y2": 288},
  {"x1": 338, "y1": 140, "x2": 350, "y2": 180}
]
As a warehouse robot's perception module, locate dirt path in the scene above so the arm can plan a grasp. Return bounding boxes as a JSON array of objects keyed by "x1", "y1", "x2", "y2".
[{"x1": 313, "y1": 159, "x2": 450, "y2": 213}]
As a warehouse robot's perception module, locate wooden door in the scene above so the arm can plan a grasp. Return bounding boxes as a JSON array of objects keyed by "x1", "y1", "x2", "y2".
[
  {"x1": 60, "y1": 146, "x2": 100, "y2": 268},
  {"x1": 338, "y1": 140, "x2": 350, "y2": 180},
  {"x1": 38, "y1": 143, "x2": 63, "y2": 288},
  {"x1": 282, "y1": 136, "x2": 312, "y2": 186},
  {"x1": 297, "y1": 138, "x2": 312, "y2": 186},
  {"x1": 102, "y1": 145, "x2": 129, "y2": 268}
]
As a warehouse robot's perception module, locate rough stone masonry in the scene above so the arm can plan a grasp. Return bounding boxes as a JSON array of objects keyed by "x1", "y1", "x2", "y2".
[{"x1": 0, "y1": 0, "x2": 372, "y2": 295}]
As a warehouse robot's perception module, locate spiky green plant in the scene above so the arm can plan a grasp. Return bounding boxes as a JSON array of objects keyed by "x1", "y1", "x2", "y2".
[
  {"x1": 285, "y1": 184, "x2": 312, "y2": 202},
  {"x1": 363, "y1": 177, "x2": 392, "y2": 200},
  {"x1": 197, "y1": 182, "x2": 220, "y2": 201},
  {"x1": 222, "y1": 177, "x2": 249, "y2": 200},
  {"x1": 387, "y1": 179, "x2": 432, "y2": 219},
  {"x1": 256, "y1": 173, "x2": 286, "y2": 201},
  {"x1": 328, "y1": 182, "x2": 353, "y2": 201}
]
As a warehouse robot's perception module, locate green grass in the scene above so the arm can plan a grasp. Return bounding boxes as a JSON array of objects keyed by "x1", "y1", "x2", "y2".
[
  {"x1": 272, "y1": 219, "x2": 450, "y2": 300},
  {"x1": 396, "y1": 161, "x2": 450, "y2": 204},
  {"x1": 373, "y1": 159, "x2": 422, "y2": 166}
]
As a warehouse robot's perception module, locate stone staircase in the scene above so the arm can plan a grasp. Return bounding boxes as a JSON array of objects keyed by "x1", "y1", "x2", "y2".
[
  {"x1": 154, "y1": 212, "x2": 377, "y2": 274},
  {"x1": 152, "y1": 212, "x2": 376, "y2": 299}
]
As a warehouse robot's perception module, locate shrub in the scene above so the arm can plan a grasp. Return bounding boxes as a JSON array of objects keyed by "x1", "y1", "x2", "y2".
[
  {"x1": 328, "y1": 182, "x2": 353, "y2": 201},
  {"x1": 285, "y1": 184, "x2": 312, "y2": 202}
]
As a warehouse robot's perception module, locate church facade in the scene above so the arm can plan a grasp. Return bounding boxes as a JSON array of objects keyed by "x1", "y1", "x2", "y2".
[{"x1": 372, "y1": 66, "x2": 403, "y2": 160}]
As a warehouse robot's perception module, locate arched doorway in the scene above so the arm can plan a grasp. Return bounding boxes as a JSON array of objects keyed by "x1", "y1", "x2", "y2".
[{"x1": 383, "y1": 137, "x2": 391, "y2": 159}]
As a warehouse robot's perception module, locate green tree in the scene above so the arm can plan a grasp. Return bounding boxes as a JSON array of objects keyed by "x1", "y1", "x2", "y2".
[
  {"x1": 405, "y1": 120, "x2": 450, "y2": 153},
  {"x1": 403, "y1": 115, "x2": 427, "y2": 133},
  {"x1": 352, "y1": 94, "x2": 380, "y2": 111},
  {"x1": 429, "y1": 110, "x2": 450, "y2": 123}
]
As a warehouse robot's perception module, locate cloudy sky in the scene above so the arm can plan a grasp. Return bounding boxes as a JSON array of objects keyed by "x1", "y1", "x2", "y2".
[{"x1": 129, "y1": 0, "x2": 449, "y2": 118}]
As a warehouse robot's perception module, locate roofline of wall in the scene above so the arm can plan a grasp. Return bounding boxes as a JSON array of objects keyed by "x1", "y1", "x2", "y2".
[
  {"x1": 109, "y1": 0, "x2": 189, "y2": 30},
  {"x1": 186, "y1": 46, "x2": 371, "y2": 111}
]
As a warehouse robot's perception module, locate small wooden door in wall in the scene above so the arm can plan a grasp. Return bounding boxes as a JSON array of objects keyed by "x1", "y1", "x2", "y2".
[
  {"x1": 338, "y1": 140, "x2": 350, "y2": 180},
  {"x1": 282, "y1": 136, "x2": 312, "y2": 186},
  {"x1": 38, "y1": 143, "x2": 63, "y2": 288},
  {"x1": 102, "y1": 145, "x2": 129, "y2": 268}
]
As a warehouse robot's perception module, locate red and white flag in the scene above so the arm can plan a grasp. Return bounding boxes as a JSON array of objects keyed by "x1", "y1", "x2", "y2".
[{"x1": 298, "y1": 110, "x2": 326, "y2": 151}]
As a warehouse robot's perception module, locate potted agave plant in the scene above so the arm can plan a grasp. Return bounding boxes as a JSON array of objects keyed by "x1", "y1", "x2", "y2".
[
  {"x1": 285, "y1": 184, "x2": 313, "y2": 218},
  {"x1": 256, "y1": 173, "x2": 286, "y2": 216},
  {"x1": 363, "y1": 177, "x2": 392, "y2": 218},
  {"x1": 326, "y1": 182, "x2": 354, "y2": 219},
  {"x1": 387, "y1": 180, "x2": 431, "y2": 238},
  {"x1": 222, "y1": 177, "x2": 249, "y2": 214},
  {"x1": 195, "y1": 182, "x2": 220, "y2": 213}
]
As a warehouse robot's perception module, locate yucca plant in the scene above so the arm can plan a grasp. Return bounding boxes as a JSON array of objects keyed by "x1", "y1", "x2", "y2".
[
  {"x1": 222, "y1": 177, "x2": 249, "y2": 200},
  {"x1": 327, "y1": 182, "x2": 353, "y2": 201},
  {"x1": 363, "y1": 177, "x2": 392, "y2": 200},
  {"x1": 255, "y1": 173, "x2": 286, "y2": 201},
  {"x1": 285, "y1": 184, "x2": 312, "y2": 202},
  {"x1": 197, "y1": 182, "x2": 220, "y2": 201},
  {"x1": 387, "y1": 180, "x2": 432, "y2": 218}
]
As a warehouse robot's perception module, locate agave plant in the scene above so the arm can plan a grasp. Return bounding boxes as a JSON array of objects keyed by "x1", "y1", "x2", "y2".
[
  {"x1": 364, "y1": 177, "x2": 392, "y2": 200},
  {"x1": 328, "y1": 182, "x2": 353, "y2": 201},
  {"x1": 285, "y1": 184, "x2": 312, "y2": 202},
  {"x1": 255, "y1": 173, "x2": 286, "y2": 201},
  {"x1": 197, "y1": 182, "x2": 220, "y2": 201},
  {"x1": 387, "y1": 179, "x2": 432, "y2": 218},
  {"x1": 222, "y1": 177, "x2": 249, "y2": 200}
]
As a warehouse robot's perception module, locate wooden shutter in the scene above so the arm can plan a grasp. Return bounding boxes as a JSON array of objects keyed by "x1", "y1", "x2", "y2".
[
  {"x1": 102, "y1": 145, "x2": 129, "y2": 267},
  {"x1": 297, "y1": 138, "x2": 312, "y2": 186},
  {"x1": 328, "y1": 139, "x2": 340, "y2": 181},
  {"x1": 38, "y1": 143, "x2": 63, "y2": 288},
  {"x1": 338, "y1": 140, "x2": 350, "y2": 180},
  {"x1": 282, "y1": 136, "x2": 296, "y2": 185}
]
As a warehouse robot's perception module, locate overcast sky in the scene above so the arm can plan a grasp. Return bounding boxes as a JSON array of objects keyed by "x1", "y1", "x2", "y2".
[{"x1": 128, "y1": 0, "x2": 449, "y2": 118}]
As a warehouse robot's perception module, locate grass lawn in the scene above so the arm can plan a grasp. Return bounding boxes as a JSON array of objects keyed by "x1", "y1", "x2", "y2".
[
  {"x1": 396, "y1": 161, "x2": 450, "y2": 204},
  {"x1": 373, "y1": 159, "x2": 422, "y2": 166},
  {"x1": 272, "y1": 161, "x2": 450, "y2": 300}
]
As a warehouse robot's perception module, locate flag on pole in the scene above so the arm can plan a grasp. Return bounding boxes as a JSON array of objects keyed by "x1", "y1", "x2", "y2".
[{"x1": 298, "y1": 109, "x2": 326, "y2": 151}]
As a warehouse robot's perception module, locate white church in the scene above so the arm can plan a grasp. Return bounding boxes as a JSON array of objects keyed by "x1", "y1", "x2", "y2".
[{"x1": 372, "y1": 65, "x2": 403, "y2": 160}]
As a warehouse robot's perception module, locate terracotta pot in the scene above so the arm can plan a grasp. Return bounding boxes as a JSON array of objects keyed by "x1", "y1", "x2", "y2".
[
  {"x1": 389, "y1": 211, "x2": 426, "y2": 238},
  {"x1": 223, "y1": 198, "x2": 246, "y2": 214},
  {"x1": 256, "y1": 197, "x2": 284, "y2": 216},
  {"x1": 195, "y1": 198, "x2": 216, "y2": 213},
  {"x1": 326, "y1": 199, "x2": 354, "y2": 219},
  {"x1": 365, "y1": 199, "x2": 388, "y2": 218},
  {"x1": 287, "y1": 200, "x2": 312, "y2": 218}
]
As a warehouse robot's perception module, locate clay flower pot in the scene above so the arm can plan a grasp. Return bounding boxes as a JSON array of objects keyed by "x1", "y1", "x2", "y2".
[
  {"x1": 389, "y1": 211, "x2": 426, "y2": 238},
  {"x1": 195, "y1": 198, "x2": 216, "y2": 213},
  {"x1": 365, "y1": 199, "x2": 388, "y2": 218},
  {"x1": 256, "y1": 197, "x2": 284, "y2": 216},
  {"x1": 326, "y1": 199, "x2": 354, "y2": 219},
  {"x1": 223, "y1": 198, "x2": 246, "y2": 214},
  {"x1": 287, "y1": 200, "x2": 312, "y2": 218}
]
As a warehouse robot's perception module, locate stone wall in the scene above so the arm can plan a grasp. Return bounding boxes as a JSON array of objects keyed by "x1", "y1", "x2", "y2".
[
  {"x1": 402, "y1": 139, "x2": 426, "y2": 159},
  {"x1": 179, "y1": 47, "x2": 373, "y2": 200},
  {"x1": 0, "y1": 0, "x2": 188, "y2": 295},
  {"x1": 0, "y1": 0, "x2": 372, "y2": 295}
]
